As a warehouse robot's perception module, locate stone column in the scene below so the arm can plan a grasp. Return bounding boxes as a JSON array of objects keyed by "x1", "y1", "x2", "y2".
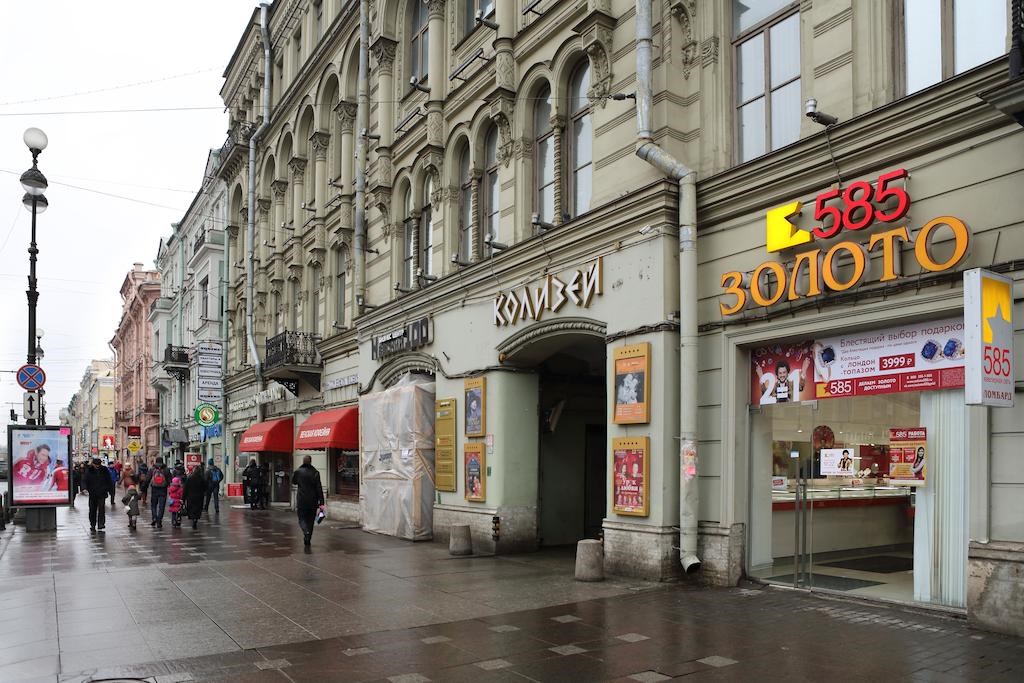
[
  {"x1": 310, "y1": 131, "x2": 331, "y2": 219},
  {"x1": 370, "y1": 38, "x2": 397, "y2": 148},
  {"x1": 425, "y1": 0, "x2": 446, "y2": 148},
  {"x1": 289, "y1": 157, "x2": 308, "y2": 231},
  {"x1": 271, "y1": 179, "x2": 288, "y2": 246},
  {"x1": 336, "y1": 101, "x2": 357, "y2": 192},
  {"x1": 551, "y1": 116, "x2": 565, "y2": 226},
  {"x1": 494, "y1": 0, "x2": 515, "y2": 91},
  {"x1": 470, "y1": 172, "x2": 481, "y2": 262},
  {"x1": 409, "y1": 212, "x2": 421, "y2": 290},
  {"x1": 256, "y1": 197, "x2": 271, "y2": 266}
]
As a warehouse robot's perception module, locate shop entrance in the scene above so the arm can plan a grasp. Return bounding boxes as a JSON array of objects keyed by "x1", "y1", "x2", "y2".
[
  {"x1": 748, "y1": 392, "x2": 968, "y2": 608},
  {"x1": 531, "y1": 336, "x2": 607, "y2": 547},
  {"x1": 263, "y1": 453, "x2": 292, "y2": 504}
]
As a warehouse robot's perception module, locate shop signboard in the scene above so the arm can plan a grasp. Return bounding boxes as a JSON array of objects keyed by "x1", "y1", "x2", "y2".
[
  {"x1": 197, "y1": 341, "x2": 223, "y2": 356},
  {"x1": 371, "y1": 318, "x2": 431, "y2": 360},
  {"x1": 814, "y1": 317, "x2": 965, "y2": 399},
  {"x1": 197, "y1": 365, "x2": 221, "y2": 378},
  {"x1": 964, "y1": 269, "x2": 1014, "y2": 407},
  {"x1": 820, "y1": 448, "x2": 857, "y2": 476},
  {"x1": 889, "y1": 428, "x2": 927, "y2": 486},
  {"x1": 751, "y1": 342, "x2": 815, "y2": 405},
  {"x1": 197, "y1": 389, "x2": 222, "y2": 403},
  {"x1": 493, "y1": 257, "x2": 603, "y2": 327},
  {"x1": 7, "y1": 425, "x2": 73, "y2": 507},
  {"x1": 185, "y1": 452, "x2": 202, "y2": 474},
  {"x1": 435, "y1": 399, "x2": 457, "y2": 492},
  {"x1": 197, "y1": 377, "x2": 223, "y2": 390},
  {"x1": 612, "y1": 437, "x2": 649, "y2": 516}
]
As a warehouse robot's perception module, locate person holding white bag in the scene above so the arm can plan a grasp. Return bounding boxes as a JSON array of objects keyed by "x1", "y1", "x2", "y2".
[{"x1": 291, "y1": 455, "x2": 325, "y2": 547}]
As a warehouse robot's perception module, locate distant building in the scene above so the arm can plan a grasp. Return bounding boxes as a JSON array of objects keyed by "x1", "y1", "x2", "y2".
[
  {"x1": 110, "y1": 264, "x2": 161, "y2": 463},
  {"x1": 64, "y1": 359, "x2": 115, "y2": 461}
]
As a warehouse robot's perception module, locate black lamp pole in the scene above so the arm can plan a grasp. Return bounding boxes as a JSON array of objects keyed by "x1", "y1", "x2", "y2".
[
  {"x1": 19, "y1": 127, "x2": 48, "y2": 427},
  {"x1": 27, "y1": 192, "x2": 39, "y2": 368}
]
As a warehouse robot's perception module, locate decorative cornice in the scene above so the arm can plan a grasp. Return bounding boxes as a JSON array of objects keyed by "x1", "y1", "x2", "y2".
[{"x1": 496, "y1": 317, "x2": 608, "y2": 361}]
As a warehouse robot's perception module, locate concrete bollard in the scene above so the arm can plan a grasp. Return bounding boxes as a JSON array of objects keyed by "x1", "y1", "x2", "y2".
[
  {"x1": 574, "y1": 539, "x2": 605, "y2": 582},
  {"x1": 449, "y1": 524, "x2": 473, "y2": 556}
]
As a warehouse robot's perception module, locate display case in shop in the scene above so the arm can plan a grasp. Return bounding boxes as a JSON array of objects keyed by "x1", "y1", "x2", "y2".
[{"x1": 772, "y1": 482, "x2": 912, "y2": 511}]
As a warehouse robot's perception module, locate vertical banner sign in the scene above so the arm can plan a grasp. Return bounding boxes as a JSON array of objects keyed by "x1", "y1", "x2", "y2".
[
  {"x1": 613, "y1": 343, "x2": 652, "y2": 423},
  {"x1": 965, "y1": 269, "x2": 1015, "y2": 407},
  {"x1": 464, "y1": 443, "x2": 485, "y2": 502},
  {"x1": 434, "y1": 399, "x2": 457, "y2": 492},
  {"x1": 464, "y1": 378, "x2": 486, "y2": 438},
  {"x1": 612, "y1": 437, "x2": 650, "y2": 516},
  {"x1": 889, "y1": 428, "x2": 927, "y2": 486}
]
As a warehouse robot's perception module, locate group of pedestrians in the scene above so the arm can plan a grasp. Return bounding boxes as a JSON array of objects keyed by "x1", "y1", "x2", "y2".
[
  {"x1": 73, "y1": 456, "x2": 224, "y2": 533},
  {"x1": 241, "y1": 460, "x2": 270, "y2": 509}
]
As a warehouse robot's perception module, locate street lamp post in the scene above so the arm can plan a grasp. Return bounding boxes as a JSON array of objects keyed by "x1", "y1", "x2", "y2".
[{"x1": 20, "y1": 128, "x2": 48, "y2": 427}]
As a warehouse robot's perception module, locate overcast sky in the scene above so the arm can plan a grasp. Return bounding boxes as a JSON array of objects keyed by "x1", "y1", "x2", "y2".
[{"x1": 0, "y1": 1, "x2": 256, "y2": 430}]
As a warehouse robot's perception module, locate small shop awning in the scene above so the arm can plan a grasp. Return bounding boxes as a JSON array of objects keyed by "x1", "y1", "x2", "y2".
[
  {"x1": 238, "y1": 417, "x2": 294, "y2": 453},
  {"x1": 294, "y1": 407, "x2": 359, "y2": 450},
  {"x1": 163, "y1": 428, "x2": 189, "y2": 444}
]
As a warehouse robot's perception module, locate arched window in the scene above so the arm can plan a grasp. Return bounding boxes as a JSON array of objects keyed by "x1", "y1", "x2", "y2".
[
  {"x1": 534, "y1": 84, "x2": 555, "y2": 224},
  {"x1": 288, "y1": 279, "x2": 299, "y2": 330},
  {"x1": 310, "y1": 265, "x2": 322, "y2": 333},
  {"x1": 402, "y1": 187, "x2": 415, "y2": 289},
  {"x1": 336, "y1": 247, "x2": 349, "y2": 326},
  {"x1": 568, "y1": 62, "x2": 592, "y2": 218},
  {"x1": 421, "y1": 178, "x2": 434, "y2": 277},
  {"x1": 482, "y1": 126, "x2": 500, "y2": 256},
  {"x1": 409, "y1": 1, "x2": 429, "y2": 85},
  {"x1": 458, "y1": 146, "x2": 472, "y2": 260}
]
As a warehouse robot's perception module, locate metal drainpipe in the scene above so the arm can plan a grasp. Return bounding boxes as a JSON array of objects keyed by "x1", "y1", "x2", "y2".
[
  {"x1": 220, "y1": 199, "x2": 231, "y2": 471},
  {"x1": 177, "y1": 223, "x2": 186, "y2": 458},
  {"x1": 247, "y1": 1, "x2": 273, "y2": 422},
  {"x1": 354, "y1": 0, "x2": 369, "y2": 313},
  {"x1": 634, "y1": 0, "x2": 701, "y2": 573}
]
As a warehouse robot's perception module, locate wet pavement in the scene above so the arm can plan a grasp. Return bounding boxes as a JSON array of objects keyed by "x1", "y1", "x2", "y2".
[{"x1": 2, "y1": 495, "x2": 1024, "y2": 682}]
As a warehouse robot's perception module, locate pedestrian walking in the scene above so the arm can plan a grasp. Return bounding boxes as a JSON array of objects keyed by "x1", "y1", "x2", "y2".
[
  {"x1": 172, "y1": 460, "x2": 185, "y2": 479},
  {"x1": 204, "y1": 459, "x2": 223, "y2": 514},
  {"x1": 83, "y1": 458, "x2": 113, "y2": 532},
  {"x1": 257, "y1": 462, "x2": 270, "y2": 509},
  {"x1": 122, "y1": 477, "x2": 141, "y2": 530},
  {"x1": 168, "y1": 476, "x2": 184, "y2": 527},
  {"x1": 242, "y1": 461, "x2": 259, "y2": 509},
  {"x1": 292, "y1": 455, "x2": 325, "y2": 547},
  {"x1": 71, "y1": 464, "x2": 81, "y2": 503},
  {"x1": 138, "y1": 462, "x2": 150, "y2": 505},
  {"x1": 183, "y1": 466, "x2": 206, "y2": 530},
  {"x1": 106, "y1": 460, "x2": 119, "y2": 508},
  {"x1": 149, "y1": 457, "x2": 170, "y2": 528}
]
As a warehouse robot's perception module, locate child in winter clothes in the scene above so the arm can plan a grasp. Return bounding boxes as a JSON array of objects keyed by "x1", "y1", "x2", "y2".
[
  {"x1": 121, "y1": 477, "x2": 141, "y2": 530},
  {"x1": 168, "y1": 476, "x2": 184, "y2": 527}
]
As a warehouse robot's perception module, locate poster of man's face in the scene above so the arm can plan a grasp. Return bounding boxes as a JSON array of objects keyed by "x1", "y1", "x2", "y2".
[{"x1": 8, "y1": 427, "x2": 72, "y2": 506}]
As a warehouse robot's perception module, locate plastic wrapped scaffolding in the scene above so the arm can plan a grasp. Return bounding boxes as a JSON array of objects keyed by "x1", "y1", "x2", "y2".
[{"x1": 359, "y1": 374, "x2": 436, "y2": 540}]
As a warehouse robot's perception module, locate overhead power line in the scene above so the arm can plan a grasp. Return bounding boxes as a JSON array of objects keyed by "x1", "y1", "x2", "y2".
[{"x1": 0, "y1": 68, "x2": 219, "y2": 106}]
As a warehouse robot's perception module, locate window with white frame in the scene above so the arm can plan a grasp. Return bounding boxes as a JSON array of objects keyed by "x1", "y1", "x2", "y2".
[
  {"x1": 482, "y1": 126, "x2": 500, "y2": 257},
  {"x1": 534, "y1": 84, "x2": 555, "y2": 224},
  {"x1": 200, "y1": 277, "x2": 209, "y2": 320},
  {"x1": 568, "y1": 62, "x2": 593, "y2": 218},
  {"x1": 421, "y1": 178, "x2": 434, "y2": 277},
  {"x1": 409, "y1": 1, "x2": 429, "y2": 85},
  {"x1": 734, "y1": 1, "x2": 801, "y2": 164},
  {"x1": 902, "y1": 0, "x2": 1007, "y2": 95},
  {"x1": 336, "y1": 247, "x2": 348, "y2": 326},
  {"x1": 458, "y1": 146, "x2": 473, "y2": 260}
]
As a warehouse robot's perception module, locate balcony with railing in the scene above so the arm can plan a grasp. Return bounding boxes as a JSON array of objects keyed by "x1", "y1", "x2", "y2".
[
  {"x1": 264, "y1": 331, "x2": 322, "y2": 391},
  {"x1": 163, "y1": 345, "x2": 190, "y2": 381},
  {"x1": 145, "y1": 398, "x2": 159, "y2": 414},
  {"x1": 217, "y1": 119, "x2": 257, "y2": 178},
  {"x1": 115, "y1": 410, "x2": 131, "y2": 424}
]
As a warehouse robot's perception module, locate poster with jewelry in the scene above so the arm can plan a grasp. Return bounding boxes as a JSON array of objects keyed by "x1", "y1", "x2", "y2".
[
  {"x1": 613, "y1": 343, "x2": 651, "y2": 424},
  {"x1": 612, "y1": 437, "x2": 649, "y2": 516},
  {"x1": 464, "y1": 377, "x2": 486, "y2": 437}
]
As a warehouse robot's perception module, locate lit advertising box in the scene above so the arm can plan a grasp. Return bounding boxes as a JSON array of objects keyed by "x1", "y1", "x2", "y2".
[{"x1": 7, "y1": 425, "x2": 73, "y2": 507}]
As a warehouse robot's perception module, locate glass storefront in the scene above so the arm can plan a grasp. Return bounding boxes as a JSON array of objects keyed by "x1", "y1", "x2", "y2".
[{"x1": 749, "y1": 391, "x2": 968, "y2": 608}]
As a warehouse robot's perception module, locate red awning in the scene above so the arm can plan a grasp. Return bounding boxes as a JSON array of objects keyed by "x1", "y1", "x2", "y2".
[
  {"x1": 294, "y1": 407, "x2": 359, "y2": 450},
  {"x1": 238, "y1": 417, "x2": 294, "y2": 453}
]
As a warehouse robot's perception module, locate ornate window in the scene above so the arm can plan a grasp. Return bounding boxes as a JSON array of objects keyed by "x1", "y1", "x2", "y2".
[
  {"x1": 421, "y1": 178, "x2": 434, "y2": 277},
  {"x1": 403, "y1": 188, "x2": 415, "y2": 289},
  {"x1": 482, "y1": 126, "x2": 500, "y2": 257},
  {"x1": 458, "y1": 146, "x2": 473, "y2": 260},
  {"x1": 336, "y1": 247, "x2": 348, "y2": 327},
  {"x1": 567, "y1": 63, "x2": 592, "y2": 218},
  {"x1": 534, "y1": 84, "x2": 555, "y2": 224},
  {"x1": 409, "y1": 1, "x2": 429, "y2": 85}
]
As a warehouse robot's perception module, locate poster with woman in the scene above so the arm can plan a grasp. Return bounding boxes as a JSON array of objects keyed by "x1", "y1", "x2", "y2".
[
  {"x1": 614, "y1": 343, "x2": 651, "y2": 424},
  {"x1": 889, "y1": 428, "x2": 927, "y2": 486},
  {"x1": 750, "y1": 342, "x2": 815, "y2": 405},
  {"x1": 464, "y1": 443, "x2": 486, "y2": 502},
  {"x1": 612, "y1": 437, "x2": 649, "y2": 516},
  {"x1": 464, "y1": 377, "x2": 486, "y2": 437},
  {"x1": 7, "y1": 426, "x2": 72, "y2": 506}
]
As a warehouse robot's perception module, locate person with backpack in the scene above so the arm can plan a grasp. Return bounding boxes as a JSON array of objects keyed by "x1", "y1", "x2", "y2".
[
  {"x1": 242, "y1": 461, "x2": 259, "y2": 509},
  {"x1": 204, "y1": 459, "x2": 224, "y2": 514},
  {"x1": 149, "y1": 458, "x2": 170, "y2": 528},
  {"x1": 137, "y1": 461, "x2": 150, "y2": 505},
  {"x1": 106, "y1": 460, "x2": 120, "y2": 508},
  {"x1": 122, "y1": 476, "x2": 141, "y2": 530}
]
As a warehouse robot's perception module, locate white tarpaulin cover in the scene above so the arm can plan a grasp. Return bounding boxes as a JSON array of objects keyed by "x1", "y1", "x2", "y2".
[{"x1": 359, "y1": 374, "x2": 436, "y2": 540}]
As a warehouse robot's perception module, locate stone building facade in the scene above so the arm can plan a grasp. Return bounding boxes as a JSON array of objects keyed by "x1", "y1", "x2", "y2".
[{"x1": 211, "y1": 0, "x2": 1024, "y2": 637}]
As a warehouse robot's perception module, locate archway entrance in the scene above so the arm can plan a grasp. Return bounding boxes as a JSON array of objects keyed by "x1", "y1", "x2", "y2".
[{"x1": 501, "y1": 324, "x2": 607, "y2": 547}]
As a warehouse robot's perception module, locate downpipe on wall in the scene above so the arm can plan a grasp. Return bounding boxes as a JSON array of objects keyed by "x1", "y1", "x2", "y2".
[
  {"x1": 246, "y1": 1, "x2": 272, "y2": 421},
  {"x1": 354, "y1": 0, "x2": 369, "y2": 312},
  {"x1": 634, "y1": 0, "x2": 701, "y2": 574}
]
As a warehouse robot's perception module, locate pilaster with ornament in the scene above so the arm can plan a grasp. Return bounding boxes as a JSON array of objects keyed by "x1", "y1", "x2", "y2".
[
  {"x1": 670, "y1": 0, "x2": 699, "y2": 79},
  {"x1": 573, "y1": 2, "x2": 616, "y2": 107},
  {"x1": 550, "y1": 116, "x2": 566, "y2": 226},
  {"x1": 289, "y1": 156, "x2": 308, "y2": 234},
  {"x1": 487, "y1": 88, "x2": 516, "y2": 167},
  {"x1": 370, "y1": 36, "x2": 397, "y2": 147},
  {"x1": 310, "y1": 131, "x2": 331, "y2": 220},
  {"x1": 256, "y1": 196, "x2": 272, "y2": 267},
  {"x1": 470, "y1": 170, "x2": 482, "y2": 262}
]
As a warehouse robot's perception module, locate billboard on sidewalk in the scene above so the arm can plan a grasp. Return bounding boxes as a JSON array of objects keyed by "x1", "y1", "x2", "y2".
[
  {"x1": 7, "y1": 425, "x2": 73, "y2": 507},
  {"x1": 965, "y1": 269, "x2": 1015, "y2": 407}
]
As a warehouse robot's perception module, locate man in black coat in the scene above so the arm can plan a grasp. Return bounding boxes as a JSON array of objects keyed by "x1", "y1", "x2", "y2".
[
  {"x1": 291, "y1": 455, "x2": 324, "y2": 546},
  {"x1": 83, "y1": 458, "x2": 114, "y2": 532}
]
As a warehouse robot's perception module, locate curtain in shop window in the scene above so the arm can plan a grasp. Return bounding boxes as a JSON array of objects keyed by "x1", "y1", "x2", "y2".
[{"x1": 916, "y1": 389, "x2": 968, "y2": 608}]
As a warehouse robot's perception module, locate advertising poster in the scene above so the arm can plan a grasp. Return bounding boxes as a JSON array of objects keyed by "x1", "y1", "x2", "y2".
[
  {"x1": 7, "y1": 426, "x2": 72, "y2": 507},
  {"x1": 612, "y1": 437, "x2": 649, "y2": 516},
  {"x1": 965, "y1": 269, "x2": 1014, "y2": 407},
  {"x1": 814, "y1": 317, "x2": 965, "y2": 399},
  {"x1": 464, "y1": 378, "x2": 486, "y2": 438},
  {"x1": 434, "y1": 399, "x2": 457, "y2": 492},
  {"x1": 751, "y1": 341, "x2": 815, "y2": 405},
  {"x1": 889, "y1": 428, "x2": 927, "y2": 486},
  {"x1": 613, "y1": 343, "x2": 651, "y2": 424},
  {"x1": 464, "y1": 443, "x2": 485, "y2": 502},
  {"x1": 185, "y1": 452, "x2": 202, "y2": 474},
  {"x1": 820, "y1": 447, "x2": 856, "y2": 476}
]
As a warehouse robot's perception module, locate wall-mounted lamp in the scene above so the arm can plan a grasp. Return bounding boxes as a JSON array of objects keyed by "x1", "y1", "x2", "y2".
[
  {"x1": 394, "y1": 281, "x2": 413, "y2": 294},
  {"x1": 356, "y1": 294, "x2": 378, "y2": 310},
  {"x1": 531, "y1": 213, "x2": 556, "y2": 233},
  {"x1": 484, "y1": 234, "x2": 509, "y2": 251},
  {"x1": 409, "y1": 77, "x2": 430, "y2": 94},
  {"x1": 451, "y1": 253, "x2": 472, "y2": 268},
  {"x1": 475, "y1": 10, "x2": 499, "y2": 30},
  {"x1": 805, "y1": 98, "x2": 838, "y2": 126}
]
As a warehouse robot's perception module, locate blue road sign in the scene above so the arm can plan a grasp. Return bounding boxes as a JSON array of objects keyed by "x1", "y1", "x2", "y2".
[{"x1": 17, "y1": 364, "x2": 46, "y2": 391}]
